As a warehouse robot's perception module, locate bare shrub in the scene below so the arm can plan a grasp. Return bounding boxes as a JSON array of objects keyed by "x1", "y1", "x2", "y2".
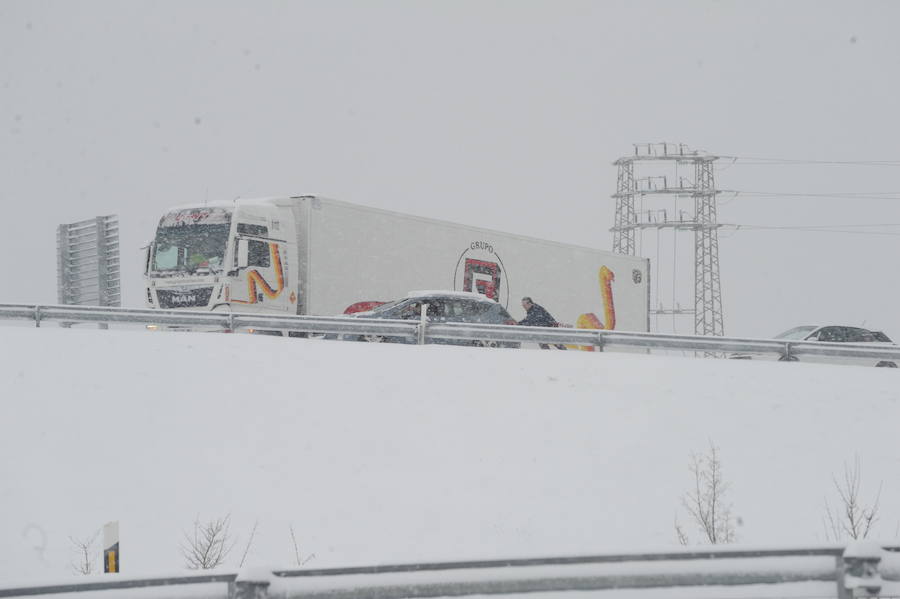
[
  {"x1": 69, "y1": 529, "x2": 100, "y2": 575},
  {"x1": 674, "y1": 516, "x2": 690, "y2": 546},
  {"x1": 238, "y1": 520, "x2": 259, "y2": 568},
  {"x1": 823, "y1": 456, "x2": 882, "y2": 541},
  {"x1": 289, "y1": 524, "x2": 315, "y2": 567},
  {"x1": 181, "y1": 514, "x2": 235, "y2": 570},
  {"x1": 677, "y1": 442, "x2": 736, "y2": 544}
]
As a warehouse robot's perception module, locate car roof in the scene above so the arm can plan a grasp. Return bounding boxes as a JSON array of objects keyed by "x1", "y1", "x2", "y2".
[
  {"x1": 405, "y1": 290, "x2": 496, "y2": 302},
  {"x1": 791, "y1": 325, "x2": 879, "y2": 331}
]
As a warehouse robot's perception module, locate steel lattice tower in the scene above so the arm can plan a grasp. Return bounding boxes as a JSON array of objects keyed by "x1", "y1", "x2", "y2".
[
  {"x1": 611, "y1": 143, "x2": 724, "y2": 338},
  {"x1": 692, "y1": 157, "x2": 724, "y2": 337},
  {"x1": 612, "y1": 159, "x2": 635, "y2": 255}
]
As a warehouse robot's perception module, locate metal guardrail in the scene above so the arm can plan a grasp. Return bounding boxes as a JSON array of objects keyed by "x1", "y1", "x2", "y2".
[
  {"x1": 1, "y1": 544, "x2": 898, "y2": 598},
  {"x1": 0, "y1": 572, "x2": 234, "y2": 597},
  {"x1": 2, "y1": 303, "x2": 900, "y2": 363}
]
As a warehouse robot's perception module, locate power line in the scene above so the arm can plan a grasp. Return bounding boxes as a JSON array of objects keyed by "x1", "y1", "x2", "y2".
[
  {"x1": 721, "y1": 223, "x2": 900, "y2": 237},
  {"x1": 754, "y1": 223, "x2": 900, "y2": 229},
  {"x1": 637, "y1": 189, "x2": 900, "y2": 200},
  {"x1": 718, "y1": 155, "x2": 900, "y2": 167},
  {"x1": 721, "y1": 190, "x2": 900, "y2": 200}
]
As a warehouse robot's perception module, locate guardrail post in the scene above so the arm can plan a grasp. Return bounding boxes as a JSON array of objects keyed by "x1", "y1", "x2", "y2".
[
  {"x1": 595, "y1": 331, "x2": 605, "y2": 352},
  {"x1": 229, "y1": 570, "x2": 271, "y2": 599},
  {"x1": 779, "y1": 342, "x2": 799, "y2": 362},
  {"x1": 34, "y1": 305, "x2": 41, "y2": 328},
  {"x1": 837, "y1": 555, "x2": 852, "y2": 599},
  {"x1": 842, "y1": 541, "x2": 883, "y2": 598}
]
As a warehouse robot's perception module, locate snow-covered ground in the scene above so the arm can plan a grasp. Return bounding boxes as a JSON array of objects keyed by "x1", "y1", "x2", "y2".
[{"x1": 1, "y1": 326, "x2": 898, "y2": 584}]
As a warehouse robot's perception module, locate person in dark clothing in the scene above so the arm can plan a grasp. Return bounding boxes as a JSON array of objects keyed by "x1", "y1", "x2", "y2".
[{"x1": 518, "y1": 297, "x2": 566, "y2": 349}]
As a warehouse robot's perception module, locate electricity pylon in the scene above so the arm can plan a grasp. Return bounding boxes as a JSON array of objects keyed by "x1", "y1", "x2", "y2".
[{"x1": 612, "y1": 143, "x2": 724, "y2": 338}]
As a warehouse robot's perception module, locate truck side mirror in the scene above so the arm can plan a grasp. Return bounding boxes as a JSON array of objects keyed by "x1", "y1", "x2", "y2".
[
  {"x1": 142, "y1": 243, "x2": 152, "y2": 275},
  {"x1": 237, "y1": 239, "x2": 249, "y2": 268}
]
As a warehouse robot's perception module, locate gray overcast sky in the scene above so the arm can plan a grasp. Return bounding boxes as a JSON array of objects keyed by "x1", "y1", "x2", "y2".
[{"x1": 2, "y1": 0, "x2": 899, "y2": 336}]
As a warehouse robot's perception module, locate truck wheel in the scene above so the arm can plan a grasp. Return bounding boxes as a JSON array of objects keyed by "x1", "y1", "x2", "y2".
[
  {"x1": 875, "y1": 361, "x2": 898, "y2": 368},
  {"x1": 362, "y1": 334, "x2": 385, "y2": 343},
  {"x1": 473, "y1": 340, "x2": 499, "y2": 348}
]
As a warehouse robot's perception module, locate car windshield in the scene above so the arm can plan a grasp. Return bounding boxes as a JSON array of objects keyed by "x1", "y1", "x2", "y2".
[
  {"x1": 492, "y1": 305, "x2": 514, "y2": 321},
  {"x1": 774, "y1": 326, "x2": 818, "y2": 340},
  {"x1": 371, "y1": 299, "x2": 406, "y2": 313}
]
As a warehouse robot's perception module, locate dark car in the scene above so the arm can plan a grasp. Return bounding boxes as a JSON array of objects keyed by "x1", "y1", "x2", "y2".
[
  {"x1": 730, "y1": 325, "x2": 897, "y2": 367},
  {"x1": 346, "y1": 291, "x2": 519, "y2": 348}
]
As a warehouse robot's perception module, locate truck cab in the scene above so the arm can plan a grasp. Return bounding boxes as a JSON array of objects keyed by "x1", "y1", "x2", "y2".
[{"x1": 144, "y1": 201, "x2": 298, "y2": 315}]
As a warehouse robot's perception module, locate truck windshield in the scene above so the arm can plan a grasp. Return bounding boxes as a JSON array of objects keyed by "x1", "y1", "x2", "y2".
[{"x1": 152, "y1": 223, "x2": 231, "y2": 275}]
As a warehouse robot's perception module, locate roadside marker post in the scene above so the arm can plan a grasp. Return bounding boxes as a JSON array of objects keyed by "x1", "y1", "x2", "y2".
[{"x1": 103, "y1": 521, "x2": 119, "y2": 574}]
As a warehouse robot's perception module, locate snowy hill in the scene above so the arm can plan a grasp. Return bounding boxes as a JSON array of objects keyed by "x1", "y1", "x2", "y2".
[{"x1": 1, "y1": 326, "x2": 898, "y2": 583}]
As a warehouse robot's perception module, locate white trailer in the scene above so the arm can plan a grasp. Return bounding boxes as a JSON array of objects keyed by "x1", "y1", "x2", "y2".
[{"x1": 144, "y1": 196, "x2": 649, "y2": 333}]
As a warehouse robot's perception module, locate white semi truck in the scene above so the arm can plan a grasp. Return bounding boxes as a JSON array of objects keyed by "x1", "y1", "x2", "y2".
[{"x1": 143, "y1": 196, "x2": 650, "y2": 333}]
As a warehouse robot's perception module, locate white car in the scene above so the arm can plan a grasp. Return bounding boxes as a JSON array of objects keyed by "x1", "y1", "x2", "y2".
[{"x1": 731, "y1": 325, "x2": 898, "y2": 368}]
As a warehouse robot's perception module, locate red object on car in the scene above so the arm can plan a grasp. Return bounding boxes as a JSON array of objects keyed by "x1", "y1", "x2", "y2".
[{"x1": 344, "y1": 301, "x2": 387, "y2": 315}]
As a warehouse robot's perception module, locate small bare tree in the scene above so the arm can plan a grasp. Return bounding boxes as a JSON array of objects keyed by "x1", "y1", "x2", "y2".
[
  {"x1": 69, "y1": 529, "x2": 100, "y2": 575},
  {"x1": 823, "y1": 456, "x2": 882, "y2": 541},
  {"x1": 289, "y1": 524, "x2": 315, "y2": 567},
  {"x1": 674, "y1": 516, "x2": 690, "y2": 546},
  {"x1": 677, "y1": 442, "x2": 736, "y2": 544},
  {"x1": 238, "y1": 520, "x2": 259, "y2": 568},
  {"x1": 181, "y1": 514, "x2": 235, "y2": 570}
]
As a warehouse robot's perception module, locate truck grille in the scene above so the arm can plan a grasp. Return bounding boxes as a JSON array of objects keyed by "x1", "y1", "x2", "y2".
[{"x1": 156, "y1": 287, "x2": 214, "y2": 309}]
